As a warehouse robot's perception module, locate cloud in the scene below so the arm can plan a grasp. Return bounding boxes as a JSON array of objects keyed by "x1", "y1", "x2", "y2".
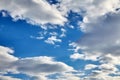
[
  {"x1": 55, "y1": 72, "x2": 81, "y2": 80},
  {"x1": 45, "y1": 36, "x2": 62, "y2": 45},
  {"x1": 67, "y1": 0, "x2": 120, "y2": 60},
  {"x1": 60, "y1": 28, "x2": 66, "y2": 37},
  {"x1": 14, "y1": 56, "x2": 74, "y2": 75},
  {"x1": 0, "y1": 45, "x2": 75, "y2": 80},
  {"x1": 0, "y1": 46, "x2": 18, "y2": 62},
  {"x1": 59, "y1": 0, "x2": 120, "y2": 20},
  {"x1": 63, "y1": 0, "x2": 120, "y2": 58},
  {"x1": 0, "y1": 75, "x2": 21, "y2": 80},
  {"x1": 81, "y1": 54, "x2": 120, "y2": 80},
  {"x1": 0, "y1": 0, "x2": 66, "y2": 25},
  {"x1": 66, "y1": 0, "x2": 120, "y2": 79},
  {"x1": 1, "y1": 0, "x2": 120, "y2": 80},
  {"x1": 70, "y1": 53, "x2": 84, "y2": 60},
  {"x1": 83, "y1": 69, "x2": 120, "y2": 80},
  {"x1": 85, "y1": 64, "x2": 97, "y2": 70},
  {"x1": 69, "y1": 42, "x2": 81, "y2": 53},
  {"x1": 78, "y1": 11, "x2": 120, "y2": 58},
  {"x1": 0, "y1": 46, "x2": 18, "y2": 73}
]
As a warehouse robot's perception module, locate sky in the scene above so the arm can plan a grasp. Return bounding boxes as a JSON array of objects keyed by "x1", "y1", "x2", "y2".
[{"x1": 0, "y1": 0, "x2": 120, "y2": 80}]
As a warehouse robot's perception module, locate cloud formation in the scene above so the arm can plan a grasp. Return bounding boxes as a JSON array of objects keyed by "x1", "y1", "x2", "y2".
[
  {"x1": 65, "y1": 0, "x2": 120, "y2": 79},
  {"x1": 0, "y1": 0, "x2": 66, "y2": 25},
  {"x1": 1, "y1": 0, "x2": 120, "y2": 80},
  {"x1": 0, "y1": 45, "x2": 77, "y2": 80}
]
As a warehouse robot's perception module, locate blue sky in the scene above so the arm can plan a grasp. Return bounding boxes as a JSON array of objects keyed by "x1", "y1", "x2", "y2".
[{"x1": 0, "y1": 0, "x2": 120, "y2": 80}]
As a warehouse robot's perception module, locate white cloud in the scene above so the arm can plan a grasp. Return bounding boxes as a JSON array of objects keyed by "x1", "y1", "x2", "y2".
[
  {"x1": 0, "y1": 46, "x2": 18, "y2": 62},
  {"x1": 14, "y1": 56, "x2": 74, "y2": 75},
  {"x1": 70, "y1": 53, "x2": 84, "y2": 60},
  {"x1": 69, "y1": 42, "x2": 81, "y2": 53},
  {"x1": 78, "y1": 11, "x2": 120, "y2": 58},
  {"x1": 99, "y1": 63, "x2": 118, "y2": 73},
  {"x1": 1, "y1": 0, "x2": 120, "y2": 80},
  {"x1": 65, "y1": 0, "x2": 120, "y2": 79},
  {"x1": 69, "y1": 43, "x2": 100, "y2": 61},
  {"x1": 67, "y1": 0, "x2": 120, "y2": 60},
  {"x1": 81, "y1": 54, "x2": 120, "y2": 80},
  {"x1": 0, "y1": 0, "x2": 66, "y2": 25},
  {"x1": 59, "y1": 0, "x2": 120, "y2": 57},
  {"x1": 49, "y1": 32, "x2": 58, "y2": 36},
  {"x1": 56, "y1": 72, "x2": 81, "y2": 80},
  {"x1": 100, "y1": 54, "x2": 120, "y2": 65},
  {"x1": 0, "y1": 45, "x2": 75, "y2": 80},
  {"x1": 85, "y1": 64, "x2": 97, "y2": 70},
  {"x1": 60, "y1": 28, "x2": 66, "y2": 37},
  {"x1": 45, "y1": 36, "x2": 62, "y2": 45},
  {"x1": 83, "y1": 69, "x2": 120, "y2": 80},
  {"x1": 59, "y1": 0, "x2": 120, "y2": 22},
  {"x1": 0, "y1": 46, "x2": 18, "y2": 73},
  {"x1": 1, "y1": 11, "x2": 7, "y2": 17}
]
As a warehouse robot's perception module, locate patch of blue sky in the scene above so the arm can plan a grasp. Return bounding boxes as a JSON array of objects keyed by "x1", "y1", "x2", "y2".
[
  {"x1": 0, "y1": 10, "x2": 90, "y2": 78},
  {"x1": 0, "y1": 10, "x2": 91, "y2": 74},
  {"x1": 0, "y1": 10, "x2": 83, "y2": 58},
  {"x1": 46, "y1": 0, "x2": 60, "y2": 5},
  {"x1": 4, "y1": 72, "x2": 30, "y2": 80}
]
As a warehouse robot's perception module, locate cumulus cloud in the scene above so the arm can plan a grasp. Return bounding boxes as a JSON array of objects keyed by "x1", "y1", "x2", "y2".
[
  {"x1": 0, "y1": 46, "x2": 18, "y2": 73},
  {"x1": 1, "y1": 0, "x2": 120, "y2": 80},
  {"x1": 66, "y1": 0, "x2": 120, "y2": 79},
  {"x1": 81, "y1": 54, "x2": 120, "y2": 80},
  {"x1": 0, "y1": 45, "x2": 75, "y2": 80},
  {"x1": 0, "y1": 0, "x2": 66, "y2": 25},
  {"x1": 14, "y1": 56, "x2": 74, "y2": 75},
  {"x1": 60, "y1": 0, "x2": 120, "y2": 57},
  {"x1": 69, "y1": 11, "x2": 120, "y2": 68},
  {"x1": 59, "y1": 0, "x2": 120, "y2": 21},
  {"x1": 83, "y1": 69, "x2": 120, "y2": 80},
  {"x1": 78, "y1": 12, "x2": 120, "y2": 56},
  {"x1": 70, "y1": 53, "x2": 84, "y2": 60},
  {"x1": 67, "y1": 0, "x2": 120, "y2": 60},
  {"x1": 85, "y1": 64, "x2": 97, "y2": 70}
]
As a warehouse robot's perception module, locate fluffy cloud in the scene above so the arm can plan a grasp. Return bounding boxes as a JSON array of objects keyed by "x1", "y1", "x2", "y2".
[
  {"x1": 14, "y1": 56, "x2": 74, "y2": 75},
  {"x1": 85, "y1": 64, "x2": 97, "y2": 70},
  {"x1": 70, "y1": 53, "x2": 84, "y2": 60},
  {"x1": 83, "y1": 69, "x2": 120, "y2": 80},
  {"x1": 79, "y1": 12, "x2": 120, "y2": 56},
  {"x1": 0, "y1": 46, "x2": 18, "y2": 73},
  {"x1": 66, "y1": 0, "x2": 120, "y2": 79},
  {"x1": 0, "y1": 46, "x2": 18, "y2": 62},
  {"x1": 60, "y1": 0, "x2": 120, "y2": 57},
  {"x1": 59, "y1": 0, "x2": 120, "y2": 21},
  {"x1": 69, "y1": 11, "x2": 120, "y2": 70},
  {"x1": 67, "y1": 0, "x2": 120, "y2": 60},
  {"x1": 0, "y1": 0, "x2": 66, "y2": 25},
  {"x1": 100, "y1": 54, "x2": 120, "y2": 65},
  {"x1": 0, "y1": 45, "x2": 75, "y2": 80},
  {"x1": 1, "y1": 0, "x2": 120, "y2": 80},
  {"x1": 81, "y1": 54, "x2": 120, "y2": 80}
]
